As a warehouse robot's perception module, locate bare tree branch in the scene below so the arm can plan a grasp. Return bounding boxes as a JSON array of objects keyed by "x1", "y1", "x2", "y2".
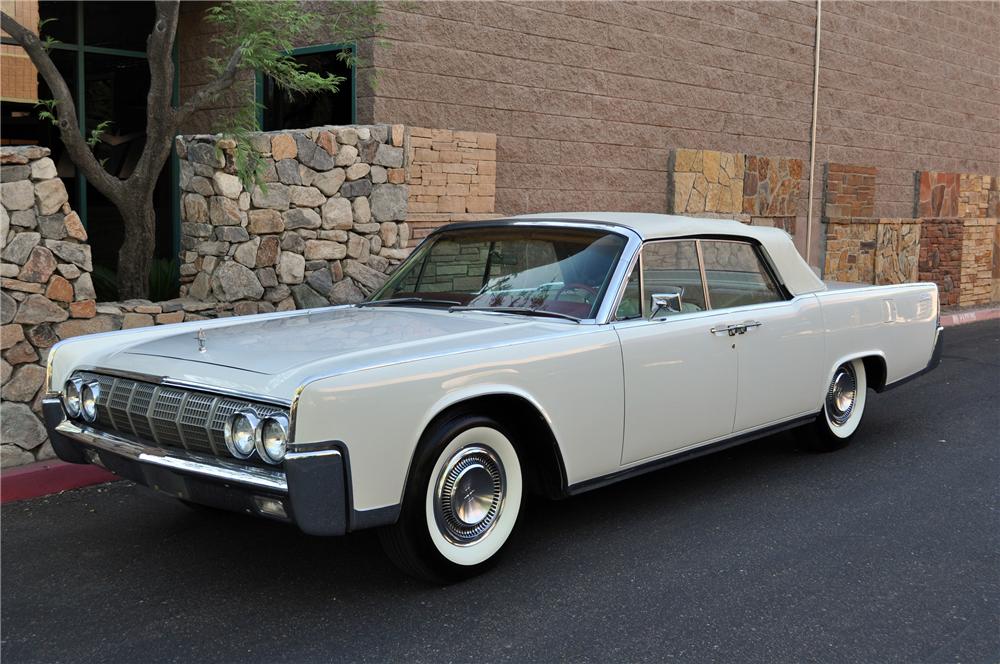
[
  {"x1": 134, "y1": 0, "x2": 181, "y2": 187},
  {"x1": 173, "y1": 47, "x2": 243, "y2": 128},
  {"x1": 0, "y1": 10, "x2": 123, "y2": 200}
]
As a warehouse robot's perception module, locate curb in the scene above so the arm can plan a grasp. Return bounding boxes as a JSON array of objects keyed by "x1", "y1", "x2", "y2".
[
  {"x1": 940, "y1": 306, "x2": 1000, "y2": 328},
  {"x1": 2, "y1": 303, "x2": 998, "y2": 504},
  {"x1": 1, "y1": 460, "x2": 118, "y2": 504}
]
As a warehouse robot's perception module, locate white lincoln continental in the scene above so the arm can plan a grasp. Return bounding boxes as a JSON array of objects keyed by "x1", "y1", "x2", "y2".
[{"x1": 44, "y1": 213, "x2": 943, "y2": 581}]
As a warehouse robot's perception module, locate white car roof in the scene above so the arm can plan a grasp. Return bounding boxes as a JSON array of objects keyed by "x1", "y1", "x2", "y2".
[{"x1": 506, "y1": 212, "x2": 826, "y2": 296}]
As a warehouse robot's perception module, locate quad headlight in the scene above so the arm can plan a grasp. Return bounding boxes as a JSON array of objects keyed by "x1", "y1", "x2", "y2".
[
  {"x1": 81, "y1": 381, "x2": 100, "y2": 422},
  {"x1": 63, "y1": 377, "x2": 83, "y2": 418},
  {"x1": 256, "y1": 414, "x2": 289, "y2": 465},
  {"x1": 224, "y1": 409, "x2": 260, "y2": 459}
]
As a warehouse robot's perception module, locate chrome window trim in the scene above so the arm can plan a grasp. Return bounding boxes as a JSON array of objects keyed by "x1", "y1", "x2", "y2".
[
  {"x1": 53, "y1": 413, "x2": 288, "y2": 493},
  {"x1": 696, "y1": 239, "x2": 712, "y2": 310}
]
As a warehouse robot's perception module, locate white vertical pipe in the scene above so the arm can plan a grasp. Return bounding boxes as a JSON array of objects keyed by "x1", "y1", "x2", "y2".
[{"x1": 805, "y1": 0, "x2": 822, "y2": 265}]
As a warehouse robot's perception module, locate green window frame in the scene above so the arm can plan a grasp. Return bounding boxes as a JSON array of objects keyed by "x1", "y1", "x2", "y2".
[
  {"x1": 254, "y1": 42, "x2": 357, "y2": 130},
  {"x1": 41, "y1": 2, "x2": 181, "y2": 271}
]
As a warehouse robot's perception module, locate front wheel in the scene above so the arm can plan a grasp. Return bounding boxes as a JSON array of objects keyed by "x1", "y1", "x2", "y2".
[
  {"x1": 804, "y1": 358, "x2": 868, "y2": 452},
  {"x1": 379, "y1": 414, "x2": 523, "y2": 583}
]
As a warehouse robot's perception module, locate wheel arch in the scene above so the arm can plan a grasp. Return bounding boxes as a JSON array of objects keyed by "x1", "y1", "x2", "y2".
[
  {"x1": 825, "y1": 350, "x2": 886, "y2": 394},
  {"x1": 408, "y1": 389, "x2": 569, "y2": 501}
]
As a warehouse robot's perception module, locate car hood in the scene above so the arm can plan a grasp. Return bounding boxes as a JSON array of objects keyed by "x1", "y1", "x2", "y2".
[{"x1": 100, "y1": 306, "x2": 577, "y2": 391}]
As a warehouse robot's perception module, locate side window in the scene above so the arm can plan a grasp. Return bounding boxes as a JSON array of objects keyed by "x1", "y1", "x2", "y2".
[
  {"x1": 642, "y1": 240, "x2": 706, "y2": 317},
  {"x1": 615, "y1": 260, "x2": 641, "y2": 320},
  {"x1": 701, "y1": 241, "x2": 783, "y2": 309}
]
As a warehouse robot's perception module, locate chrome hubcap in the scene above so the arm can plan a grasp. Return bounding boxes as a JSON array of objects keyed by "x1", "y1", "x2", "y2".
[
  {"x1": 826, "y1": 364, "x2": 857, "y2": 426},
  {"x1": 434, "y1": 445, "x2": 505, "y2": 545}
]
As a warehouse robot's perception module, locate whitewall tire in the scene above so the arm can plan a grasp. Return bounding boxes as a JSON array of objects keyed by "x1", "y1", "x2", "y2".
[
  {"x1": 379, "y1": 414, "x2": 524, "y2": 582},
  {"x1": 806, "y1": 358, "x2": 868, "y2": 451},
  {"x1": 424, "y1": 426, "x2": 522, "y2": 566}
]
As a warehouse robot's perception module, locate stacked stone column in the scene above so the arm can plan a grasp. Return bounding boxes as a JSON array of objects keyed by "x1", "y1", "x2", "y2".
[{"x1": 1, "y1": 146, "x2": 96, "y2": 466}]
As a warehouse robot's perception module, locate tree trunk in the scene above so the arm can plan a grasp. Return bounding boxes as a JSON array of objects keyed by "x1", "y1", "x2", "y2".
[{"x1": 116, "y1": 196, "x2": 157, "y2": 300}]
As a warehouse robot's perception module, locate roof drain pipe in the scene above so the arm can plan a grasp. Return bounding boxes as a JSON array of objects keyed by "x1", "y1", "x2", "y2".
[{"x1": 805, "y1": 0, "x2": 822, "y2": 268}]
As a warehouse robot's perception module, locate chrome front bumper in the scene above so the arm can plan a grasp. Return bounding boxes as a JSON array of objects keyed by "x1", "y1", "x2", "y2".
[
  {"x1": 54, "y1": 418, "x2": 288, "y2": 492},
  {"x1": 42, "y1": 397, "x2": 351, "y2": 535}
]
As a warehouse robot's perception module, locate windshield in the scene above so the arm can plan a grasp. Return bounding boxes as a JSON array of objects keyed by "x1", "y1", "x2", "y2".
[{"x1": 371, "y1": 227, "x2": 628, "y2": 319}]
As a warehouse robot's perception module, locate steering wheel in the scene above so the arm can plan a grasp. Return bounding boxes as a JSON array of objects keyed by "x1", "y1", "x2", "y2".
[{"x1": 554, "y1": 283, "x2": 599, "y2": 305}]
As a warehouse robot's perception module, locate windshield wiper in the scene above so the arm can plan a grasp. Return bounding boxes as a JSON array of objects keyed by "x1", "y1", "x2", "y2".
[
  {"x1": 357, "y1": 297, "x2": 462, "y2": 308},
  {"x1": 448, "y1": 306, "x2": 581, "y2": 322}
]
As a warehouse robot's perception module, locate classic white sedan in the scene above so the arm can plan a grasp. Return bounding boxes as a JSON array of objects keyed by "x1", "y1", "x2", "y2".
[{"x1": 44, "y1": 213, "x2": 943, "y2": 581}]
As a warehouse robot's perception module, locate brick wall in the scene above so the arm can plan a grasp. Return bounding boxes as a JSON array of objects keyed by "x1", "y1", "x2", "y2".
[
  {"x1": 823, "y1": 163, "x2": 876, "y2": 220},
  {"x1": 405, "y1": 127, "x2": 499, "y2": 247}
]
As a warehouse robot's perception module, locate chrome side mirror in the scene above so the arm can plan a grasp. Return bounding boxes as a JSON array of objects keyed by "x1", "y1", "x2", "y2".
[{"x1": 650, "y1": 292, "x2": 682, "y2": 318}]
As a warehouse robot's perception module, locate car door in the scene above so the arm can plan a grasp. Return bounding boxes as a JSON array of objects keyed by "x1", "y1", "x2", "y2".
[
  {"x1": 613, "y1": 240, "x2": 738, "y2": 465},
  {"x1": 699, "y1": 240, "x2": 826, "y2": 432}
]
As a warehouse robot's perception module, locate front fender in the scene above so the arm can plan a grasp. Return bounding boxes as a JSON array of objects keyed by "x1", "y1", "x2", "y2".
[{"x1": 291, "y1": 328, "x2": 623, "y2": 513}]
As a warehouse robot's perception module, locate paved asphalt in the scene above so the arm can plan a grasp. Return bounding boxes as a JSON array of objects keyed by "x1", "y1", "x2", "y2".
[{"x1": 2, "y1": 321, "x2": 998, "y2": 663}]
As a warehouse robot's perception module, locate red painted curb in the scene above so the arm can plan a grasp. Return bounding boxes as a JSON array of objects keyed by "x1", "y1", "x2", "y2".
[
  {"x1": 940, "y1": 307, "x2": 1000, "y2": 328},
  {"x1": 1, "y1": 460, "x2": 119, "y2": 504}
]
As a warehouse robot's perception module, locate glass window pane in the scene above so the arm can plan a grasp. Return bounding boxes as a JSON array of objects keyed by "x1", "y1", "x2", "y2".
[
  {"x1": 84, "y1": 53, "x2": 150, "y2": 139},
  {"x1": 379, "y1": 228, "x2": 626, "y2": 319},
  {"x1": 614, "y1": 260, "x2": 641, "y2": 320},
  {"x1": 642, "y1": 240, "x2": 706, "y2": 317},
  {"x1": 262, "y1": 48, "x2": 354, "y2": 130},
  {"x1": 83, "y1": 2, "x2": 155, "y2": 51},
  {"x1": 701, "y1": 241, "x2": 782, "y2": 309},
  {"x1": 39, "y1": 1, "x2": 77, "y2": 45}
]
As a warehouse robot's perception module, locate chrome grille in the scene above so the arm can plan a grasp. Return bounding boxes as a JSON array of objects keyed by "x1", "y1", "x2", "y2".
[
  {"x1": 75, "y1": 372, "x2": 288, "y2": 463},
  {"x1": 179, "y1": 393, "x2": 216, "y2": 454}
]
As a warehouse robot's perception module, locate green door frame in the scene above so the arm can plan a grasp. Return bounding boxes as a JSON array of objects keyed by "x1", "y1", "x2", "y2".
[{"x1": 254, "y1": 42, "x2": 357, "y2": 129}]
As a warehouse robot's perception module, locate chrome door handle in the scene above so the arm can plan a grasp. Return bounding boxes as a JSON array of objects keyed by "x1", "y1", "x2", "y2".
[
  {"x1": 710, "y1": 321, "x2": 762, "y2": 336},
  {"x1": 710, "y1": 324, "x2": 742, "y2": 336}
]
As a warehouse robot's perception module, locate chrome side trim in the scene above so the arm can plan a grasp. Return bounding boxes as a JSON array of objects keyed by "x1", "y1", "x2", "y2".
[
  {"x1": 285, "y1": 449, "x2": 342, "y2": 461},
  {"x1": 55, "y1": 420, "x2": 288, "y2": 493}
]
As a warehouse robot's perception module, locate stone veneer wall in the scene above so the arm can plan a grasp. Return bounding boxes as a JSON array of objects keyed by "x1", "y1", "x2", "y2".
[
  {"x1": 824, "y1": 219, "x2": 920, "y2": 287},
  {"x1": 826, "y1": 216, "x2": 998, "y2": 306},
  {"x1": 918, "y1": 219, "x2": 965, "y2": 307},
  {"x1": 177, "y1": 125, "x2": 409, "y2": 309},
  {"x1": 176, "y1": 124, "x2": 497, "y2": 307},
  {"x1": 917, "y1": 171, "x2": 1000, "y2": 220},
  {"x1": 960, "y1": 219, "x2": 997, "y2": 307},
  {"x1": 2, "y1": 146, "x2": 95, "y2": 467},
  {"x1": 667, "y1": 148, "x2": 800, "y2": 237},
  {"x1": 823, "y1": 164, "x2": 999, "y2": 307}
]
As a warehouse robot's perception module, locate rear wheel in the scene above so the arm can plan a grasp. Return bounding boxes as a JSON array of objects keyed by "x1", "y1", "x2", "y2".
[
  {"x1": 805, "y1": 358, "x2": 868, "y2": 452},
  {"x1": 379, "y1": 414, "x2": 523, "y2": 583}
]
